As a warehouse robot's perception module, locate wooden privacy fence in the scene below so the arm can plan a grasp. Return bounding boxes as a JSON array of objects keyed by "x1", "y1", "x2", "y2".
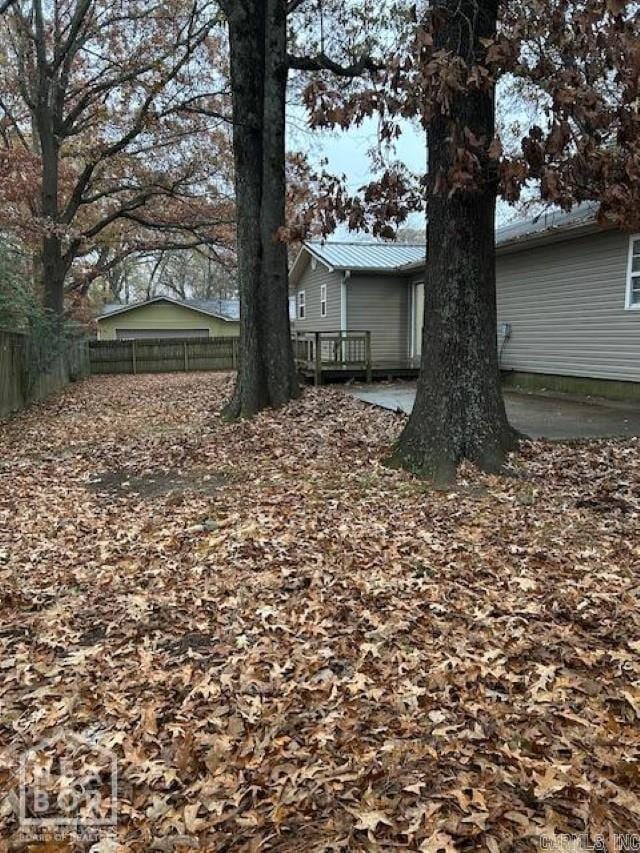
[
  {"x1": 1, "y1": 330, "x2": 90, "y2": 419},
  {"x1": 89, "y1": 336, "x2": 239, "y2": 375}
]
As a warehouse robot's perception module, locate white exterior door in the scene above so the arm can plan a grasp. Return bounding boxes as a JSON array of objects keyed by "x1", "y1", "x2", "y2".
[{"x1": 413, "y1": 282, "x2": 425, "y2": 359}]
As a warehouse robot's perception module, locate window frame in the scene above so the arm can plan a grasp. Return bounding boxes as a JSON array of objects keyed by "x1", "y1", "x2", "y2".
[
  {"x1": 298, "y1": 290, "x2": 306, "y2": 320},
  {"x1": 320, "y1": 283, "x2": 327, "y2": 318},
  {"x1": 625, "y1": 234, "x2": 640, "y2": 310}
]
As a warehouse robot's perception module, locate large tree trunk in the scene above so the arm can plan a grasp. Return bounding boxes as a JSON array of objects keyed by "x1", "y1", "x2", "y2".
[
  {"x1": 223, "y1": 0, "x2": 298, "y2": 419},
  {"x1": 35, "y1": 68, "x2": 66, "y2": 317},
  {"x1": 259, "y1": 0, "x2": 298, "y2": 406},
  {"x1": 41, "y1": 237, "x2": 67, "y2": 316},
  {"x1": 393, "y1": 0, "x2": 518, "y2": 483}
]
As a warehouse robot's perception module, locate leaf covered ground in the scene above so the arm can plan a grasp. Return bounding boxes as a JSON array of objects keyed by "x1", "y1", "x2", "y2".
[{"x1": 1, "y1": 372, "x2": 639, "y2": 851}]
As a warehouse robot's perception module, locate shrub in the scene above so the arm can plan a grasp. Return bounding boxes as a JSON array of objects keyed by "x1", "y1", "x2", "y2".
[{"x1": 0, "y1": 247, "x2": 73, "y2": 397}]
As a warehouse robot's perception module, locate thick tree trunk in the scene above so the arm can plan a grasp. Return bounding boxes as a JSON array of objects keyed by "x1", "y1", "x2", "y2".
[
  {"x1": 223, "y1": 0, "x2": 298, "y2": 419},
  {"x1": 393, "y1": 0, "x2": 518, "y2": 483},
  {"x1": 223, "y1": 0, "x2": 269, "y2": 417},
  {"x1": 41, "y1": 238, "x2": 66, "y2": 316},
  {"x1": 259, "y1": 0, "x2": 298, "y2": 406},
  {"x1": 36, "y1": 83, "x2": 66, "y2": 317}
]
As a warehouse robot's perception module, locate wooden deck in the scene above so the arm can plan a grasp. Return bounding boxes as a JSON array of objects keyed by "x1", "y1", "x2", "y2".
[
  {"x1": 300, "y1": 363, "x2": 420, "y2": 383},
  {"x1": 293, "y1": 331, "x2": 419, "y2": 385}
]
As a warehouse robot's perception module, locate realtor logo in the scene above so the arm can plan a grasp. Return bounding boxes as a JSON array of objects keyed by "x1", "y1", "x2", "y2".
[{"x1": 18, "y1": 728, "x2": 117, "y2": 842}]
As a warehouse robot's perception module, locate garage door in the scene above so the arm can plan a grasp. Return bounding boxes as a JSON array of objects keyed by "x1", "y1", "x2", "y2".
[{"x1": 115, "y1": 328, "x2": 209, "y2": 340}]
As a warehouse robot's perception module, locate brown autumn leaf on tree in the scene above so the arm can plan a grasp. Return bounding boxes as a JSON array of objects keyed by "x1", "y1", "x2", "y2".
[
  {"x1": 297, "y1": 0, "x2": 639, "y2": 481},
  {"x1": 0, "y1": 0, "x2": 235, "y2": 315}
]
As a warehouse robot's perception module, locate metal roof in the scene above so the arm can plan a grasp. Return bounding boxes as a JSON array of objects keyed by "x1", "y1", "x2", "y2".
[
  {"x1": 97, "y1": 295, "x2": 239, "y2": 322},
  {"x1": 184, "y1": 297, "x2": 240, "y2": 320},
  {"x1": 496, "y1": 202, "x2": 600, "y2": 249},
  {"x1": 398, "y1": 203, "x2": 605, "y2": 271},
  {"x1": 101, "y1": 302, "x2": 125, "y2": 316},
  {"x1": 290, "y1": 205, "x2": 608, "y2": 283},
  {"x1": 305, "y1": 241, "x2": 426, "y2": 271}
]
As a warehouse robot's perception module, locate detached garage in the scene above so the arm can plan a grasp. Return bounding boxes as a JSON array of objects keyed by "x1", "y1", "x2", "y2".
[{"x1": 96, "y1": 296, "x2": 240, "y2": 341}]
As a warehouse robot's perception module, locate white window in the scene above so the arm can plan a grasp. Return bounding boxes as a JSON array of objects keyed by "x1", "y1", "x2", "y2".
[
  {"x1": 320, "y1": 283, "x2": 327, "y2": 318},
  {"x1": 626, "y1": 235, "x2": 640, "y2": 309},
  {"x1": 288, "y1": 296, "x2": 296, "y2": 321},
  {"x1": 298, "y1": 290, "x2": 306, "y2": 320}
]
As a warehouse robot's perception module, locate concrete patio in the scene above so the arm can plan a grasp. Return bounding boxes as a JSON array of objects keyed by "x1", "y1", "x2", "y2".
[{"x1": 349, "y1": 382, "x2": 640, "y2": 440}]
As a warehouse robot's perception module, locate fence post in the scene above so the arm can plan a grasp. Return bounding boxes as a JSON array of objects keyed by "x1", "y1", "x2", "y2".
[
  {"x1": 365, "y1": 331, "x2": 372, "y2": 384},
  {"x1": 314, "y1": 331, "x2": 322, "y2": 387},
  {"x1": 183, "y1": 341, "x2": 189, "y2": 372},
  {"x1": 232, "y1": 337, "x2": 238, "y2": 369},
  {"x1": 131, "y1": 339, "x2": 137, "y2": 375}
]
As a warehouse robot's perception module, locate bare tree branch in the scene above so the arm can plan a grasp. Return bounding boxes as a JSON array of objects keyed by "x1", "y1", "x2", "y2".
[
  {"x1": 0, "y1": 0, "x2": 18, "y2": 15},
  {"x1": 287, "y1": 51, "x2": 382, "y2": 76}
]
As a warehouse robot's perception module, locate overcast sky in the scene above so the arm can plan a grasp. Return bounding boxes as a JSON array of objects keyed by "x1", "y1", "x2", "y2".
[
  {"x1": 289, "y1": 83, "x2": 539, "y2": 241},
  {"x1": 310, "y1": 119, "x2": 425, "y2": 189},
  {"x1": 289, "y1": 111, "x2": 426, "y2": 237}
]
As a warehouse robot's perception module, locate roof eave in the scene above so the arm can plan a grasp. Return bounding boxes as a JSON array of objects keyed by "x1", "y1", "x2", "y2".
[
  {"x1": 496, "y1": 219, "x2": 608, "y2": 255},
  {"x1": 397, "y1": 259, "x2": 427, "y2": 274},
  {"x1": 97, "y1": 295, "x2": 235, "y2": 323},
  {"x1": 397, "y1": 218, "x2": 609, "y2": 268},
  {"x1": 347, "y1": 265, "x2": 422, "y2": 276},
  {"x1": 289, "y1": 243, "x2": 335, "y2": 289}
]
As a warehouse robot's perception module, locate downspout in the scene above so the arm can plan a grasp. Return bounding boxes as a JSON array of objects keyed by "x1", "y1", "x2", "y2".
[
  {"x1": 408, "y1": 279, "x2": 413, "y2": 362},
  {"x1": 341, "y1": 271, "x2": 349, "y2": 331},
  {"x1": 341, "y1": 271, "x2": 349, "y2": 363}
]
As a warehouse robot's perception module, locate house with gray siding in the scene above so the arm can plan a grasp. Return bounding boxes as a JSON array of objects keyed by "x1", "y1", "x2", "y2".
[
  {"x1": 289, "y1": 205, "x2": 640, "y2": 397},
  {"x1": 289, "y1": 243, "x2": 425, "y2": 366}
]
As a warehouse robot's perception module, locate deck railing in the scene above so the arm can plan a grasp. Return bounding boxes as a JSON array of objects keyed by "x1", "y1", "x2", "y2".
[{"x1": 293, "y1": 330, "x2": 372, "y2": 385}]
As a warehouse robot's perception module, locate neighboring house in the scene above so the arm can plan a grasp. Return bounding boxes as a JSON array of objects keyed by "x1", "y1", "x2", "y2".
[
  {"x1": 96, "y1": 296, "x2": 240, "y2": 341},
  {"x1": 289, "y1": 205, "x2": 640, "y2": 396}
]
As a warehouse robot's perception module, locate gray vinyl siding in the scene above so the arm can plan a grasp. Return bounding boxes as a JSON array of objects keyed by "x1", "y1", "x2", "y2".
[
  {"x1": 496, "y1": 230, "x2": 640, "y2": 383},
  {"x1": 290, "y1": 263, "x2": 342, "y2": 331},
  {"x1": 347, "y1": 275, "x2": 409, "y2": 363}
]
